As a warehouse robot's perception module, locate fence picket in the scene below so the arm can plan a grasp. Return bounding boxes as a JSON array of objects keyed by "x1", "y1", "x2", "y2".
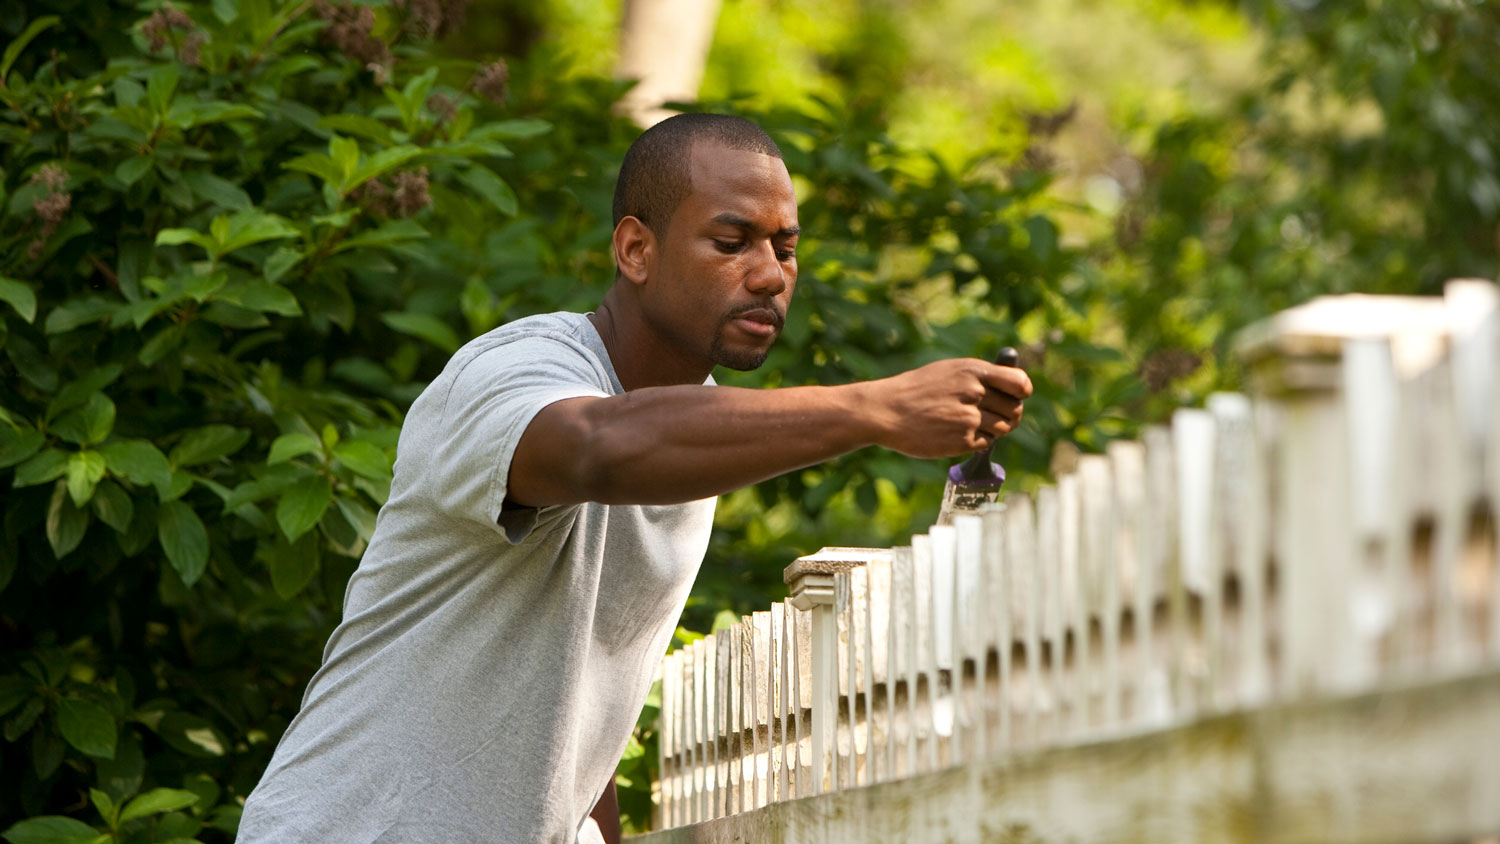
[
  {"x1": 891, "y1": 545, "x2": 917, "y2": 777},
  {"x1": 928, "y1": 524, "x2": 958, "y2": 768},
  {"x1": 866, "y1": 554, "x2": 893, "y2": 782},
  {"x1": 953, "y1": 513, "x2": 985, "y2": 757},
  {"x1": 979, "y1": 506, "x2": 1010, "y2": 753},
  {"x1": 1004, "y1": 494, "x2": 1038, "y2": 748},
  {"x1": 1141, "y1": 425, "x2": 1176, "y2": 727},
  {"x1": 1077, "y1": 455, "x2": 1114, "y2": 731},
  {"x1": 767, "y1": 604, "x2": 785, "y2": 803},
  {"x1": 1173, "y1": 407, "x2": 1218, "y2": 717}
]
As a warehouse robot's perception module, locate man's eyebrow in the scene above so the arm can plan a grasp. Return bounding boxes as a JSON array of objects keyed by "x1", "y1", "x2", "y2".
[{"x1": 710, "y1": 213, "x2": 801, "y2": 238}]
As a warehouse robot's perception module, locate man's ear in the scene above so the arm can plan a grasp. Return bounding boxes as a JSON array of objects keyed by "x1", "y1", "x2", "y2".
[{"x1": 612, "y1": 216, "x2": 655, "y2": 286}]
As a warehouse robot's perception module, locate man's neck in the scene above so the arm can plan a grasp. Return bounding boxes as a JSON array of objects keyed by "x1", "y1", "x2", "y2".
[{"x1": 587, "y1": 284, "x2": 714, "y2": 392}]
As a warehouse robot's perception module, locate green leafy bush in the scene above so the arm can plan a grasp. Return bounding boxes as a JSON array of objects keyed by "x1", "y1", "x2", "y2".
[
  {"x1": 0, "y1": 1, "x2": 643, "y2": 838},
  {"x1": 0, "y1": 1, "x2": 1141, "y2": 838}
]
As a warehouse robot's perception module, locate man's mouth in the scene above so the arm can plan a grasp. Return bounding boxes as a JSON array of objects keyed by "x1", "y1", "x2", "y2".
[{"x1": 727, "y1": 307, "x2": 783, "y2": 338}]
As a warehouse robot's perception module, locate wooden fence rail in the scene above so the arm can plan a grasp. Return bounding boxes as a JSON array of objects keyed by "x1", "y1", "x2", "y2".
[{"x1": 647, "y1": 281, "x2": 1500, "y2": 836}]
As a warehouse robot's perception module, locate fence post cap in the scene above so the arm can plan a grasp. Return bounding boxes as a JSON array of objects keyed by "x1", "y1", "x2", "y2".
[
  {"x1": 1235, "y1": 291, "x2": 1459, "y2": 394},
  {"x1": 784, "y1": 547, "x2": 890, "y2": 609}
]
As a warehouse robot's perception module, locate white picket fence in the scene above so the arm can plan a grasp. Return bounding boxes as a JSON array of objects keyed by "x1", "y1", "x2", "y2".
[{"x1": 646, "y1": 281, "x2": 1500, "y2": 839}]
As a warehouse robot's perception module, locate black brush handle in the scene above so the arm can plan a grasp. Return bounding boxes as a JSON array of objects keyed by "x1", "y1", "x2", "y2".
[{"x1": 958, "y1": 346, "x2": 1020, "y2": 481}]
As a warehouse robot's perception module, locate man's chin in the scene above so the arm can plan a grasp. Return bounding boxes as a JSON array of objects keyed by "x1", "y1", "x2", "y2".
[{"x1": 708, "y1": 339, "x2": 774, "y2": 371}]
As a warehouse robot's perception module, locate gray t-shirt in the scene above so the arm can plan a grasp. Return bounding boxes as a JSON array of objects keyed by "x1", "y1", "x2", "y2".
[{"x1": 238, "y1": 313, "x2": 716, "y2": 843}]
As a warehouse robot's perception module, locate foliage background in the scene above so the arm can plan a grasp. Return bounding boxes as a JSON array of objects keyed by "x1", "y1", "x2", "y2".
[{"x1": 0, "y1": 0, "x2": 1495, "y2": 839}]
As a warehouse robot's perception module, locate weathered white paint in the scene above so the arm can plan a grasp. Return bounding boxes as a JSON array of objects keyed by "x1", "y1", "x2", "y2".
[
  {"x1": 650, "y1": 285, "x2": 1500, "y2": 839},
  {"x1": 635, "y1": 672, "x2": 1500, "y2": 844}
]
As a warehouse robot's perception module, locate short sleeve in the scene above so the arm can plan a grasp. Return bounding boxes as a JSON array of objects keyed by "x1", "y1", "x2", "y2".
[{"x1": 423, "y1": 335, "x2": 610, "y2": 541}]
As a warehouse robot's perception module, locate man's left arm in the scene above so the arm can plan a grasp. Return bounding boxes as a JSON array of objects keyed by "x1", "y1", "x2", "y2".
[{"x1": 588, "y1": 779, "x2": 621, "y2": 844}]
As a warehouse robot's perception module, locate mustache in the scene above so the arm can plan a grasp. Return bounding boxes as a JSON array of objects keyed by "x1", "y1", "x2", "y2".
[{"x1": 723, "y1": 303, "x2": 785, "y2": 329}]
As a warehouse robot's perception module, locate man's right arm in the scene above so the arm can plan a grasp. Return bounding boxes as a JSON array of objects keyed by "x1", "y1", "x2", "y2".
[{"x1": 505, "y1": 357, "x2": 1031, "y2": 508}]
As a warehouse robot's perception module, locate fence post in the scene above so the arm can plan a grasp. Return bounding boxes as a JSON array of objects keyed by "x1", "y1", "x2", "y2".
[
  {"x1": 785, "y1": 548, "x2": 889, "y2": 795},
  {"x1": 1237, "y1": 293, "x2": 1453, "y2": 696}
]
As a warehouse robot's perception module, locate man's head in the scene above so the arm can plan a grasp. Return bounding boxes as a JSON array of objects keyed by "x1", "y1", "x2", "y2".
[
  {"x1": 612, "y1": 113, "x2": 783, "y2": 241},
  {"x1": 611, "y1": 114, "x2": 800, "y2": 372}
]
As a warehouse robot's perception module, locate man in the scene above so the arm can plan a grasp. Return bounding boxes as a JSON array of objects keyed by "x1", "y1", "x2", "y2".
[{"x1": 237, "y1": 113, "x2": 1030, "y2": 843}]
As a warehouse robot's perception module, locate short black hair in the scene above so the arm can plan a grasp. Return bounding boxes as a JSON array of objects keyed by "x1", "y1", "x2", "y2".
[{"x1": 612, "y1": 113, "x2": 782, "y2": 242}]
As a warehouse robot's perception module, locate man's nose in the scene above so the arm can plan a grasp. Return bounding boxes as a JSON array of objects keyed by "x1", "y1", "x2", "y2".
[{"x1": 744, "y1": 240, "x2": 787, "y2": 296}]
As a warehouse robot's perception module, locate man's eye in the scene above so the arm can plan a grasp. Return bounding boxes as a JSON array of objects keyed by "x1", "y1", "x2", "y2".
[
  {"x1": 775, "y1": 249, "x2": 796, "y2": 261},
  {"x1": 714, "y1": 240, "x2": 745, "y2": 253}
]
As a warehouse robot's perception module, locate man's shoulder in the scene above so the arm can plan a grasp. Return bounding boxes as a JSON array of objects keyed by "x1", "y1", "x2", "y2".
[
  {"x1": 432, "y1": 311, "x2": 620, "y2": 401},
  {"x1": 467, "y1": 311, "x2": 594, "y2": 353},
  {"x1": 450, "y1": 312, "x2": 605, "y2": 372}
]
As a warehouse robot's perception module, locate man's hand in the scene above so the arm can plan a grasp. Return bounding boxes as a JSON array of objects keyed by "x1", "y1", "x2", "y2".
[
  {"x1": 863, "y1": 357, "x2": 1031, "y2": 458},
  {"x1": 507, "y1": 357, "x2": 1031, "y2": 508}
]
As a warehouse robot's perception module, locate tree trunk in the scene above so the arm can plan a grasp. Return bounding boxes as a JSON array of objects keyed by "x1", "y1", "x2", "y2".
[{"x1": 615, "y1": 0, "x2": 723, "y2": 127}]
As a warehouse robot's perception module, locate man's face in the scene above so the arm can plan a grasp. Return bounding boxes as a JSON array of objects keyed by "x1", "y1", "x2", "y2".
[{"x1": 646, "y1": 143, "x2": 800, "y2": 371}]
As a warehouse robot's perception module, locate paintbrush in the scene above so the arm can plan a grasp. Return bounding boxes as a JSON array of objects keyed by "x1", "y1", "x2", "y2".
[{"x1": 935, "y1": 346, "x2": 1020, "y2": 525}]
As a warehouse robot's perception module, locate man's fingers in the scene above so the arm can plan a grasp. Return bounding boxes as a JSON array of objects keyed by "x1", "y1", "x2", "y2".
[
  {"x1": 977, "y1": 361, "x2": 1033, "y2": 399},
  {"x1": 978, "y1": 389, "x2": 1023, "y2": 418},
  {"x1": 975, "y1": 408, "x2": 1014, "y2": 440}
]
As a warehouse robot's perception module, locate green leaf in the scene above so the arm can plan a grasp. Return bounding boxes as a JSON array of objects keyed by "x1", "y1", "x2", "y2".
[
  {"x1": 215, "y1": 281, "x2": 301, "y2": 316},
  {"x1": 154, "y1": 712, "x2": 225, "y2": 758},
  {"x1": 66, "y1": 451, "x2": 107, "y2": 506},
  {"x1": 264, "y1": 247, "x2": 302, "y2": 283},
  {"x1": 268, "y1": 532, "x2": 320, "y2": 599},
  {"x1": 155, "y1": 228, "x2": 210, "y2": 249},
  {"x1": 329, "y1": 135, "x2": 360, "y2": 186},
  {"x1": 159, "y1": 469, "x2": 194, "y2": 502},
  {"x1": 222, "y1": 466, "x2": 300, "y2": 510},
  {"x1": 146, "y1": 64, "x2": 180, "y2": 115},
  {"x1": 0, "y1": 815, "x2": 103, "y2": 844},
  {"x1": 276, "y1": 474, "x2": 332, "y2": 542},
  {"x1": 47, "y1": 365, "x2": 123, "y2": 421},
  {"x1": 336, "y1": 497, "x2": 376, "y2": 541},
  {"x1": 7, "y1": 334, "x2": 58, "y2": 391},
  {"x1": 139, "y1": 323, "x2": 185, "y2": 366},
  {"x1": 283, "y1": 152, "x2": 343, "y2": 187},
  {"x1": 95, "y1": 730, "x2": 144, "y2": 804},
  {"x1": 14, "y1": 449, "x2": 68, "y2": 487},
  {"x1": 118, "y1": 788, "x2": 199, "y2": 824},
  {"x1": 56, "y1": 698, "x2": 116, "y2": 759},
  {"x1": 88, "y1": 789, "x2": 115, "y2": 828},
  {"x1": 52, "y1": 393, "x2": 115, "y2": 446},
  {"x1": 216, "y1": 210, "x2": 299, "y2": 256},
  {"x1": 44, "y1": 298, "x2": 114, "y2": 334},
  {"x1": 183, "y1": 171, "x2": 251, "y2": 211},
  {"x1": 46, "y1": 481, "x2": 90, "y2": 558},
  {"x1": 0, "y1": 427, "x2": 44, "y2": 469},
  {"x1": 333, "y1": 219, "x2": 428, "y2": 253},
  {"x1": 333, "y1": 440, "x2": 390, "y2": 480},
  {"x1": 100, "y1": 440, "x2": 171, "y2": 488},
  {"x1": 268, "y1": 433, "x2": 320, "y2": 465},
  {"x1": 112, "y1": 77, "x2": 144, "y2": 108},
  {"x1": 114, "y1": 157, "x2": 152, "y2": 187},
  {"x1": 319, "y1": 113, "x2": 396, "y2": 146},
  {"x1": 0, "y1": 277, "x2": 37, "y2": 322},
  {"x1": 328, "y1": 217, "x2": 423, "y2": 254},
  {"x1": 169, "y1": 425, "x2": 249, "y2": 467},
  {"x1": 211, "y1": 0, "x2": 239, "y2": 24},
  {"x1": 0, "y1": 676, "x2": 33, "y2": 718},
  {"x1": 463, "y1": 166, "x2": 517, "y2": 216},
  {"x1": 482, "y1": 118, "x2": 552, "y2": 139},
  {"x1": 171, "y1": 101, "x2": 263, "y2": 129},
  {"x1": 157, "y1": 500, "x2": 209, "y2": 586},
  {"x1": 90, "y1": 481, "x2": 134, "y2": 533},
  {"x1": 348, "y1": 145, "x2": 423, "y2": 190},
  {"x1": 381, "y1": 311, "x2": 460, "y2": 354},
  {"x1": 0, "y1": 16, "x2": 59, "y2": 83}
]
